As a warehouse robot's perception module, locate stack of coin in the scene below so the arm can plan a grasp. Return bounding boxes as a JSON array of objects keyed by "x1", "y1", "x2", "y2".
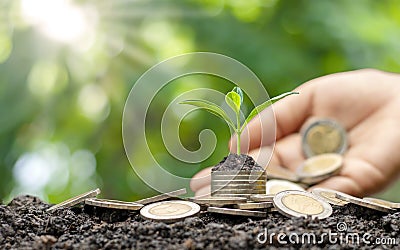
[{"x1": 211, "y1": 170, "x2": 266, "y2": 198}]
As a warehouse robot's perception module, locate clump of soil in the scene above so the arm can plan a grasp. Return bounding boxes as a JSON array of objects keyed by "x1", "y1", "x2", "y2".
[
  {"x1": 1, "y1": 195, "x2": 399, "y2": 249},
  {"x1": 212, "y1": 154, "x2": 264, "y2": 172}
]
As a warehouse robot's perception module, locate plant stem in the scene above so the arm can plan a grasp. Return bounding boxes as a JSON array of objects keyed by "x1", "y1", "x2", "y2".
[{"x1": 236, "y1": 113, "x2": 241, "y2": 155}]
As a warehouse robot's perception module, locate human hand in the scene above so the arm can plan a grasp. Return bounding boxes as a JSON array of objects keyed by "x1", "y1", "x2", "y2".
[{"x1": 191, "y1": 69, "x2": 400, "y2": 197}]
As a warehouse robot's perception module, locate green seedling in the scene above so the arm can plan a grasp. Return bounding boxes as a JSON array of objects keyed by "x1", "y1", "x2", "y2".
[{"x1": 180, "y1": 87, "x2": 298, "y2": 154}]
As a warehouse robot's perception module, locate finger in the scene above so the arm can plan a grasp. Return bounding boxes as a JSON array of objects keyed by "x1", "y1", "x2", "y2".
[
  {"x1": 309, "y1": 157, "x2": 384, "y2": 197},
  {"x1": 273, "y1": 133, "x2": 304, "y2": 172},
  {"x1": 195, "y1": 185, "x2": 211, "y2": 198},
  {"x1": 308, "y1": 176, "x2": 362, "y2": 197},
  {"x1": 190, "y1": 167, "x2": 211, "y2": 192},
  {"x1": 247, "y1": 146, "x2": 278, "y2": 168},
  {"x1": 230, "y1": 83, "x2": 314, "y2": 153}
]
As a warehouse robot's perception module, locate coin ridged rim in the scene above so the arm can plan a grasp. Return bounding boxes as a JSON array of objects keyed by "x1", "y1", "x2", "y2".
[
  {"x1": 250, "y1": 194, "x2": 275, "y2": 202},
  {"x1": 301, "y1": 118, "x2": 348, "y2": 158},
  {"x1": 211, "y1": 188, "x2": 266, "y2": 193},
  {"x1": 211, "y1": 176, "x2": 266, "y2": 181},
  {"x1": 235, "y1": 202, "x2": 273, "y2": 210},
  {"x1": 135, "y1": 188, "x2": 187, "y2": 205},
  {"x1": 212, "y1": 194, "x2": 254, "y2": 198},
  {"x1": 140, "y1": 200, "x2": 200, "y2": 222},
  {"x1": 363, "y1": 197, "x2": 400, "y2": 209},
  {"x1": 297, "y1": 153, "x2": 343, "y2": 178},
  {"x1": 273, "y1": 190, "x2": 333, "y2": 219},
  {"x1": 212, "y1": 182, "x2": 266, "y2": 187},
  {"x1": 189, "y1": 197, "x2": 247, "y2": 205},
  {"x1": 211, "y1": 170, "x2": 266, "y2": 174},
  {"x1": 213, "y1": 184, "x2": 266, "y2": 189},
  {"x1": 207, "y1": 207, "x2": 266, "y2": 217},
  {"x1": 47, "y1": 188, "x2": 101, "y2": 212},
  {"x1": 335, "y1": 192, "x2": 394, "y2": 213},
  {"x1": 212, "y1": 190, "x2": 266, "y2": 195},
  {"x1": 266, "y1": 180, "x2": 305, "y2": 195},
  {"x1": 311, "y1": 188, "x2": 349, "y2": 206},
  {"x1": 298, "y1": 169, "x2": 341, "y2": 185},
  {"x1": 85, "y1": 198, "x2": 144, "y2": 210}
]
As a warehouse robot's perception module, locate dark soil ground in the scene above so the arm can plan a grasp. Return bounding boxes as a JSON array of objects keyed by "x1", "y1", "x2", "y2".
[
  {"x1": 212, "y1": 154, "x2": 264, "y2": 172},
  {"x1": 0, "y1": 195, "x2": 399, "y2": 249}
]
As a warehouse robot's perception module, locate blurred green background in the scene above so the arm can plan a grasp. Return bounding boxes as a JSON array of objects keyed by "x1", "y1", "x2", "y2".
[{"x1": 1, "y1": 0, "x2": 399, "y2": 203}]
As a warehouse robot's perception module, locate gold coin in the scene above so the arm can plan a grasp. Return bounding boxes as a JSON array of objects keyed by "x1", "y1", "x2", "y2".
[
  {"x1": 250, "y1": 194, "x2": 275, "y2": 202},
  {"x1": 363, "y1": 197, "x2": 400, "y2": 209},
  {"x1": 311, "y1": 188, "x2": 348, "y2": 206},
  {"x1": 273, "y1": 190, "x2": 332, "y2": 219},
  {"x1": 235, "y1": 202, "x2": 273, "y2": 210},
  {"x1": 301, "y1": 118, "x2": 347, "y2": 158},
  {"x1": 335, "y1": 192, "x2": 394, "y2": 213},
  {"x1": 297, "y1": 154, "x2": 343, "y2": 184},
  {"x1": 190, "y1": 197, "x2": 247, "y2": 205},
  {"x1": 47, "y1": 188, "x2": 101, "y2": 212},
  {"x1": 266, "y1": 180, "x2": 305, "y2": 195},
  {"x1": 207, "y1": 207, "x2": 266, "y2": 217},
  {"x1": 140, "y1": 200, "x2": 200, "y2": 222},
  {"x1": 85, "y1": 198, "x2": 143, "y2": 210}
]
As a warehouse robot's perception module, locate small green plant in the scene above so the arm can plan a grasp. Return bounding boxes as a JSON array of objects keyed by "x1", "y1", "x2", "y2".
[{"x1": 180, "y1": 87, "x2": 298, "y2": 154}]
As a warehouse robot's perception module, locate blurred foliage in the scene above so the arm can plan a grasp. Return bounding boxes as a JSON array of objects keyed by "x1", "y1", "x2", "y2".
[{"x1": 0, "y1": 0, "x2": 400, "y2": 203}]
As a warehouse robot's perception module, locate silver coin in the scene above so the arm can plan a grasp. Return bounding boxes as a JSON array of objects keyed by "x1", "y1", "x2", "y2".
[
  {"x1": 190, "y1": 197, "x2": 247, "y2": 205},
  {"x1": 266, "y1": 180, "x2": 305, "y2": 195},
  {"x1": 363, "y1": 197, "x2": 400, "y2": 209},
  {"x1": 311, "y1": 188, "x2": 349, "y2": 206},
  {"x1": 297, "y1": 154, "x2": 343, "y2": 185},
  {"x1": 267, "y1": 165, "x2": 299, "y2": 182},
  {"x1": 135, "y1": 188, "x2": 187, "y2": 205},
  {"x1": 235, "y1": 202, "x2": 273, "y2": 210},
  {"x1": 301, "y1": 118, "x2": 347, "y2": 158},
  {"x1": 250, "y1": 194, "x2": 275, "y2": 202},
  {"x1": 267, "y1": 207, "x2": 279, "y2": 212},
  {"x1": 140, "y1": 200, "x2": 200, "y2": 222},
  {"x1": 207, "y1": 207, "x2": 266, "y2": 217},
  {"x1": 273, "y1": 190, "x2": 333, "y2": 219},
  {"x1": 85, "y1": 198, "x2": 143, "y2": 210},
  {"x1": 335, "y1": 192, "x2": 394, "y2": 213},
  {"x1": 47, "y1": 188, "x2": 101, "y2": 212}
]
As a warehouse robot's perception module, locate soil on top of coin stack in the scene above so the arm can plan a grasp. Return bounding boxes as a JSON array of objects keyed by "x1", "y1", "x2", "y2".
[{"x1": 211, "y1": 153, "x2": 264, "y2": 172}]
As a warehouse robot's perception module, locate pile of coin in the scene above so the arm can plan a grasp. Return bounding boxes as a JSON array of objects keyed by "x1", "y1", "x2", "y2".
[
  {"x1": 45, "y1": 118, "x2": 397, "y2": 222},
  {"x1": 211, "y1": 170, "x2": 266, "y2": 198},
  {"x1": 252, "y1": 118, "x2": 348, "y2": 195}
]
